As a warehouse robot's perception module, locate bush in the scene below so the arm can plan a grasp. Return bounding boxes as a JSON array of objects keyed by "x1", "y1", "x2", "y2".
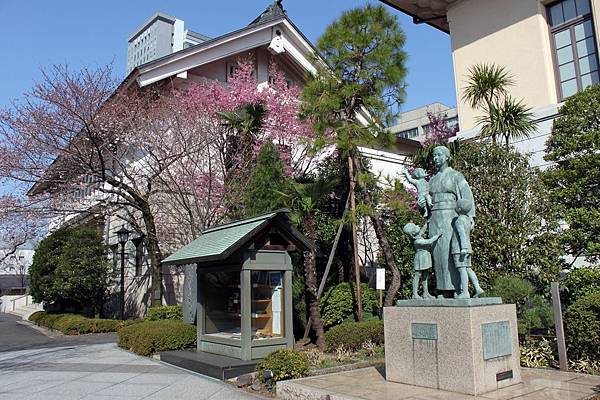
[
  {"x1": 486, "y1": 276, "x2": 553, "y2": 336},
  {"x1": 562, "y1": 267, "x2": 600, "y2": 307},
  {"x1": 28, "y1": 311, "x2": 133, "y2": 334},
  {"x1": 565, "y1": 291, "x2": 600, "y2": 361},
  {"x1": 255, "y1": 349, "x2": 309, "y2": 383},
  {"x1": 324, "y1": 320, "x2": 384, "y2": 352},
  {"x1": 320, "y1": 282, "x2": 379, "y2": 328},
  {"x1": 29, "y1": 227, "x2": 110, "y2": 314},
  {"x1": 520, "y1": 337, "x2": 555, "y2": 368},
  {"x1": 145, "y1": 305, "x2": 183, "y2": 321},
  {"x1": 118, "y1": 320, "x2": 196, "y2": 356}
]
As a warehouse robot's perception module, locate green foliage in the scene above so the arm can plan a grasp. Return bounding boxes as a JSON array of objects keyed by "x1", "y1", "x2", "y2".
[
  {"x1": 544, "y1": 84, "x2": 600, "y2": 264},
  {"x1": 28, "y1": 311, "x2": 135, "y2": 335},
  {"x1": 562, "y1": 267, "x2": 600, "y2": 306},
  {"x1": 486, "y1": 276, "x2": 553, "y2": 336},
  {"x1": 302, "y1": 4, "x2": 407, "y2": 149},
  {"x1": 520, "y1": 337, "x2": 556, "y2": 368},
  {"x1": 324, "y1": 320, "x2": 384, "y2": 352},
  {"x1": 463, "y1": 63, "x2": 536, "y2": 146},
  {"x1": 242, "y1": 141, "x2": 291, "y2": 217},
  {"x1": 29, "y1": 227, "x2": 110, "y2": 313},
  {"x1": 319, "y1": 282, "x2": 379, "y2": 327},
  {"x1": 255, "y1": 349, "x2": 310, "y2": 383},
  {"x1": 145, "y1": 305, "x2": 183, "y2": 321},
  {"x1": 292, "y1": 268, "x2": 307, "y2": 338},
  {"x1": 118, "y1": 320, "x2": 196, "y2": 356},
  {"x1": 564, "y1": 291, "x2": 600, "y2": 361},
  {"x1": 384, "y1": 184, "x2": 425, "y2": 299},
  {"x1": 453, "y1": 142, "x2": 563, "y2": 290}
]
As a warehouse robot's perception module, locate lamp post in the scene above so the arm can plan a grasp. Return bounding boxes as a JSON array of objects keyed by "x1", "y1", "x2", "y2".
[{"x1": 116, "y1": 225, "x2": 131, "y2": 320}]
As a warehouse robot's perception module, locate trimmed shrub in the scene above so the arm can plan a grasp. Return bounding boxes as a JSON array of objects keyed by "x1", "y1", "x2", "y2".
[
  {"x1": 565, "y1": 291, "x2": 600, "y2": 361},
  {"x1": 320, "y1": 282, "x2": 379, "y2": 328},
  {"x1": 486, "y1": 275, "x2": 553, "y2": 336},
  {"x1": 28, "y1": 311, "x2": 133, "y2": 334},
  {"x1": 255, "y1": 349, "x2": 309, "y2": 383},
  {"x1": 118, "y1": 320, "x2": 196, "y2": 356},
  {"x1": 324, "y1": 320, "x2": 384, "y2": 352},
  {"x1": 145, "y1": 305, "x2": 183, "y2": 321},
  {"x1": 29, "y1": 227, "x2": 110, "y2": 314}
]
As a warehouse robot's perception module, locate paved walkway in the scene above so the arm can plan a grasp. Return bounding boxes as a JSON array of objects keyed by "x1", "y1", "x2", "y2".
[
  {"x1": 0, "y1": 312, "x2": 262, "y2": 400},
  {"x1": 277, "y1": 366, "x2": 600, "y2": 400},
  {"x1": 0, "y1": 312, "x2": 116, "y2": 352},
  {"x1": 0, "y1": 343, "x2": 263, "y2": 400}
]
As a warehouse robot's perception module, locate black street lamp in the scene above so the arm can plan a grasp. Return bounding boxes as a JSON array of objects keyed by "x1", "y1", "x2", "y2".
[{"x1": 116, "y1": 225, "x2": 131, "y2": 320}]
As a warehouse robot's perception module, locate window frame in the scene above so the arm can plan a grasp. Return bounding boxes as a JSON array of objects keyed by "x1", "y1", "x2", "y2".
[{"x1": 546, "y1": 0, "x2": 600, "y2": 100}]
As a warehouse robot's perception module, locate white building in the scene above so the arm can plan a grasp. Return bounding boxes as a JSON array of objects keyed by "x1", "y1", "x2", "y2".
[
  {"x1": 389, "y1": 102, "x2": 458, "y2": 143},
  {"x1": 127, "y1": 12, "x2": 210, "y2": 73}
]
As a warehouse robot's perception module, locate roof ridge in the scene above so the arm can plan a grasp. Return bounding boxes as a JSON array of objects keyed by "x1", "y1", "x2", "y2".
[
  {"x1": 248, "y1": 0, "x2": 287, "y2": 26},
  {"x1": 202, "y1": 208, "x2": 290, "y2": 234}
]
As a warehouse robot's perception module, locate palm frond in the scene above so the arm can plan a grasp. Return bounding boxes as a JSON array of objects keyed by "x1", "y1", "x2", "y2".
[{"x1": 462, "y1": 63, "x2": 514, "y2": 109}]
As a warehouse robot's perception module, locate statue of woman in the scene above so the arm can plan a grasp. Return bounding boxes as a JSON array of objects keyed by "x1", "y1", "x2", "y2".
[{"x1": 419, "y1": 146, "x2": 475, "y2": 297}]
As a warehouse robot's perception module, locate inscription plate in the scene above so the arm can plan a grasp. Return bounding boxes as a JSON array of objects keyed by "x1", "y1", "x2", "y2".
[
  {"x1": 482, "y1": 321, "x2": 512, "y2": 360},
  {"x1": 411, "y1": 323, "x2": 438, "y2": 340}
]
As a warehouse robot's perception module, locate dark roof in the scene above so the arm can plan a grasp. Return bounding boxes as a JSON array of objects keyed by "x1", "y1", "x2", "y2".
[
  {"x1": 249, "y1": 0, "x2": 287, "y2": 26},
  {"x1": 162, "y1": 209, "x2": 313, "y2": 266}
]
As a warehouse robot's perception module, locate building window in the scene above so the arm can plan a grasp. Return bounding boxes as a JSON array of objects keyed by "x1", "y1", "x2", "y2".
[
  {"x1": 548, "y1": 0, "x2": 599, "y2": 99},
  {"x1": 132, "y1": 237, "x2": 144, "y2": 276},
  {"x1": 397, "y1": 127, "x2": 419, "y2": 139}
]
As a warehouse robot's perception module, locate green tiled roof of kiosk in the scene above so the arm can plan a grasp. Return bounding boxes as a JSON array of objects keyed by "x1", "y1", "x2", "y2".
[{"x1": 162, "y1": 209, "x2": 310, "y2": 265}]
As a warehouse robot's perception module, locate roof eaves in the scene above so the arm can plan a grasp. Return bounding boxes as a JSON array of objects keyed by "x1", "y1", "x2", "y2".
[{"x1": 378, "y1": 0, "x2": 450, "y2": 34}]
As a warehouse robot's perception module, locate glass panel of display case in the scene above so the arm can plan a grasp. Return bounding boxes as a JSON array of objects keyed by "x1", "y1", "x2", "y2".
[
  {"x1": 251, "y1": 271, "x2": 284, "y2": 339},
  {"x1": 203, "y1": 271, "x2": 241, "y2": 339}
]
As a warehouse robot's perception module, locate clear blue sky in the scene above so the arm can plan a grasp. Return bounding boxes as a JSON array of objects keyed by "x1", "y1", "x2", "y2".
[{"x1": 0, "y1": 0, "x2": 455, "y2": 117}]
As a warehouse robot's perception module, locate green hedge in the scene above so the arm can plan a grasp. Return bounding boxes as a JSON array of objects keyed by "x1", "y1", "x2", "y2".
[
  {"x1": 145, "y1": 305, "x2": 183, "y2": 321},
  {"x1": 118, "y1": 320, "x2": 196, "y2": 356},
  {"x1": 565, "y1": 291, "x2": 600, "y2": 361},
  {"x1": 29, "y1": 311, "x2": 135, "y2": 335},
  {"x1": 255, "y1": 349, "x2": 310, "y2": 383},
  {"x1": 324, "y1": 320, "x2": 384, "y2": 352},
  {"x1": 319, "y1": 282, "x2": 379, "y2": 328}
]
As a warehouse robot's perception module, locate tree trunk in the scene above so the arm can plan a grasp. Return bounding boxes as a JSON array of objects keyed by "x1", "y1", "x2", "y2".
[
  {"x1": 348, "y1": 156, "x2": 363, "y2": 321},
  {"x1": 141, "y1": 204, "x2": 163, "y2": 308},
  {"x1": 352, "y1": 155, "x2": 401, "y2": 306},
  {"x1": 302, "y1": 216, "x2": 326, "y2": 350}
]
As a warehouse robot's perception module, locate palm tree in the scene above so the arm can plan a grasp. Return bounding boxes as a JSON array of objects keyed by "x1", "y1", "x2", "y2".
[
  {"x1": 278, "y1": 178, "x2": 337, "y2": 350},
  {"x1": 463, "y1": 64, "x2": 536, "y2": 147}
]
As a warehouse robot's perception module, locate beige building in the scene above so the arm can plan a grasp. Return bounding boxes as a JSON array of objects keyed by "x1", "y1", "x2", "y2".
[{"x1": 382, "y1": 0, "x2": 599, "y2": 167}]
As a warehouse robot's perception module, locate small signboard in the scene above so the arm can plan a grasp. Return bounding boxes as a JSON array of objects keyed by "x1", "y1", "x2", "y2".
[{"x1": 376, "y1": 268, "x2": 385, "y2": 290}]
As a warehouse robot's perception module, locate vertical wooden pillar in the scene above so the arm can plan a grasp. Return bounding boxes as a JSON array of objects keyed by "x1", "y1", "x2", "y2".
[
  {"x1": 551, "y1": 282, "x2": 568, "y2": 371},
  {"x1": 196, "y1": 270, "x2": 204, "y2": 351},
  {"x1": 240, "y1": 270, "x2": 252, "y2": 360},
  {"x1": 283, "y1": 267, "x2": 294, "y2": 349}
]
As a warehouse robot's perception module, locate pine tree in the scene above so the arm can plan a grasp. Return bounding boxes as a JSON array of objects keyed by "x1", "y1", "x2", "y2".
[{"x1": 301, "y1": 4, "x2": 408, "y2": 307}]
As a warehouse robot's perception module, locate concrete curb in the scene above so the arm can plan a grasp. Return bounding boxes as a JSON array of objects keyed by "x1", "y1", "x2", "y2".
[{"x1": 16, "y1": 319, "x2": 63, "y2": 338}]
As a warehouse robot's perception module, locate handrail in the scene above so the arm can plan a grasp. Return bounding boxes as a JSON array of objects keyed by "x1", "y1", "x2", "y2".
[{"x1": 9, "y1": 294, "x2": 31, "y2": 311}]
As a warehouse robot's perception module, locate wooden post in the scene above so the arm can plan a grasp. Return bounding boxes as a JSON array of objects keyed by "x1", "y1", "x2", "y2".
[
  {"x1": 348, "y1": 156, "x2": 362, "y2": 322},
  {"x1": 551, "y1": 281, "x2": 568, "y2": 371}
]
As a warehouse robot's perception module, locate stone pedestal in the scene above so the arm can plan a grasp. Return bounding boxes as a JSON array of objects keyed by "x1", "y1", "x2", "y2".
[{"x1": 384, "y1": 299, "x2": 521, "y2": 396}]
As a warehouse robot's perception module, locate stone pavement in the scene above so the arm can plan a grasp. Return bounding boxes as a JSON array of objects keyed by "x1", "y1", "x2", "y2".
[
  {"x1": 0, "y1": 342, "x2": 263, "y2": 400},
  {"x1": 277, "y1": 365, "x2": 600, "y2": 400}
]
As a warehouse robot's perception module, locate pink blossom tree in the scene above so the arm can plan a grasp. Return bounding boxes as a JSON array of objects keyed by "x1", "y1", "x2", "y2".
[{"x1": 0, "y1": 60, "x2": 316, "y2": 308}]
